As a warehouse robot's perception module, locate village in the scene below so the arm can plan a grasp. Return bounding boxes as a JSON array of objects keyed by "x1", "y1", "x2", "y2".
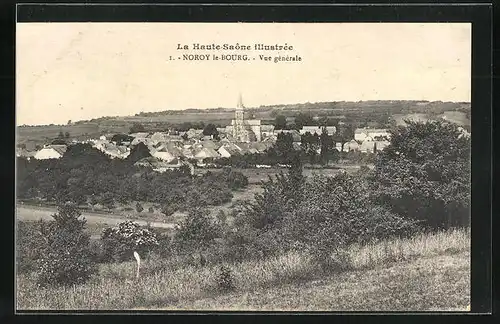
[{"x1": 16, "y1": 95, "x2": 395, "y2": 173}]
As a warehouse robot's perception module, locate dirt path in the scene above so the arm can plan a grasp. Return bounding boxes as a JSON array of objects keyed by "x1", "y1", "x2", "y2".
[{"x1": 16, "y1": 205, "x2": 175, "y2": 229}]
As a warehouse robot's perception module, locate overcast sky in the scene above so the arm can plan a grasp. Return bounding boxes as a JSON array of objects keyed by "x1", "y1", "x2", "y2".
[{"x1": 16, "y1": 23, "x2": 471, "y2": 126}]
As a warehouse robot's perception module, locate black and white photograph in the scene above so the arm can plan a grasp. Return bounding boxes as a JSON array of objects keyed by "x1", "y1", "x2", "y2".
[{"x1": 15, "y1": 21, "x2": 472, "y2": 311}]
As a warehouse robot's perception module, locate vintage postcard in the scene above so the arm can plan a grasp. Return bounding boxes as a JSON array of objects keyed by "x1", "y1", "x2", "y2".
[{"x1": 16, "y1": 22, "x2": 471, "y2": 312}]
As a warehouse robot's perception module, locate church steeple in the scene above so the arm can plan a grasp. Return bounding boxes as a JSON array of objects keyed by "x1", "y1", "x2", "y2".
[{"x1": 237, "y1": 93, "x2": 244, "y2": 109}]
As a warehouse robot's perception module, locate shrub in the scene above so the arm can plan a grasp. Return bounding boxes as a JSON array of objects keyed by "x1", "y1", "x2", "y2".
[
  {"x1": 35, "y1": 203, "x2": 97, "y2": 287},
  {"x1": 222, "y1": 169, "x2": 249, "y2": 190},
  {"x1": 16, "y1": 220, "x2": 48, "y2": 273},
  {"x1": 229, "y1": 170, "x2": 419, "y2": 265},
  {"x1": 135, "y1": 202, "x2": 144, "y2": 213},
  {"x1": 285, "y1": 173, "x2": 420, "y2": 248},
  {"x1": 101, "y1": 221, "x2": 159, "y2": 262},
  {"x1": 148, "y1": 207, "x2": 154, "y2": 213},
  {"x1": 173, "y1": 208, "x2": 220, "y2": 265},
  {"x1": 215, "y1": 265, "x2": 236, "y2": 292},
  {"x1": 373, "y1": 120, "x2": 470, "y2": 230}
]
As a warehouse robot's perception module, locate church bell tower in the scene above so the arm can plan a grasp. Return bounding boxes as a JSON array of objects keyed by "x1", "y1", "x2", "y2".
[{"x1": 233, "y1": 93, "x2": 248, "y2": 141}]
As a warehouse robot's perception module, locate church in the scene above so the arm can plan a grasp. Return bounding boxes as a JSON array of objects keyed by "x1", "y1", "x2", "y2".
[{"x1": 224, "y1": 94, "x2": 262, "y2": 142}]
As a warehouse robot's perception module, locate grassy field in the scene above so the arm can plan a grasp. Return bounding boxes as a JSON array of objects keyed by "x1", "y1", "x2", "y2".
[
  {"x1": 198, "y1": 167, "x2": 359, "y2": 185},
  {"x1": 17, "y1": 228, "x2": 470, "y2": 311}
]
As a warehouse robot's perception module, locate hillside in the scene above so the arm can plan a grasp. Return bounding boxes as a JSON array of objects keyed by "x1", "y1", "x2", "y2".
[
  {"x1": 17, "y1": 229, "x2": 470, "y2": 311},
  {"x1": 161, "y1": 251, "x2": 470, "y2": 311}
]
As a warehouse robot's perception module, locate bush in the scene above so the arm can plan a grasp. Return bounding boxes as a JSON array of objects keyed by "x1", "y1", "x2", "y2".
[
  {"x1": 215, "y1": 265, "x2": 236, "y2": 292},
  {"x1": 135, "y1": 202, "x2": 144, "y2": 213},
  {"x1": 173, "y1": 208, "x2": 220, "y2": 265},
  {"x1": 16, "y1": 220, "x2": 48, "y2": 273},
  {"x1": 229, "y1": 170, "x2": 419, "y2": 265},
  {"x1": 35, "y1": 203, "x2": 97, "y2": 287},
  {"x1": 285, "y1": 173, "x2": 420, "y2": 247},
  {"x1": 101, "y1": 221, "x2": 159, "y2": 262},
  {"x1": 373, "y1": 120, "x2": 470, "y2": 229},
  {"x1": 222, "y1": 168, "x2": 249, "y2": 190}
]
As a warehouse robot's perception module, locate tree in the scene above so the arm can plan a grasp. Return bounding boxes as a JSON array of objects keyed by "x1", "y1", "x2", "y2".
[
  {"x1": 203, "y1": 124, "x2": 219, "y2": 138},
  {"x1": 51, "y1": 139, "x2": 67, "y2": 145},
  {"x1": 64, "y1": 131, "x2": 70, "y2": 139},
  {"x1": 274, "y1": 115, "x2": 287, "y2": 130},
  {"x1": 295, "y1": 112, "x2": 314, "y2": 129},
  {"x1": 174, "y1": 207, "x2": 219, "y2": 265},
  {"x1": 67, "y1": 120, "x2": 72, "y2": 125},
  {"x1": 129, "y1": 122, "x2": 145, "y2": 134},
  {"x1": 274, "y1": 132, "x2": 295, "y2": 164},
  {"x1": 58, "y1": 131, "x2": 65, "y2": 139},
  {"x1": 135, "y1": 202, "x2": 144, "y2": 213},
  {"x1": 301, "y1": 132, "x2": 320, "y2": 164},
  {"x1": 373, "y1": 120, "x2": 471, "y2": 229},
  {"x1": 99, "y1": 192, "x2": 115, "y2": 211},
  {"x1": 334, "y1": 123, "x2": 355, "y2": 152},
  {"x1": 285, "y1": 173, "x2": 419, "y2": 271},
  {"x1": 87, "y1": 195, "x2": 98, "y2": 210},
  {"x1": 161, "y1": 203, "x2": 179, "y2": 219},
  {"x1": 125, "y1": 142, "x2": 151, "y2": 164},
  {"x1": 36, "y1": 203, "x2": 97, "y2": 286},
  {"x1": 269, "y1": 109, "x2": 280, "y2": 118},
  {"x1": 111, "y1": 134, "x2": 134, "y2": 145},
  {"x1": 320, "y1": 127, "x2": 337, "y2": 165},
  {"x1": 101, "y1": 221, "x2": 159, "y2": 262}
]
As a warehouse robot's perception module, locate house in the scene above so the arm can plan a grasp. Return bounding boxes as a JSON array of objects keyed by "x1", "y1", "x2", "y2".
[
  {"x1": 154, "y1": 158, "x2": 185, "y2": 173},
  {"x1": 152, "y1": 148, "x2": 176, "y2": 162},
  {"x1": 343, "y1": 140, "x2": 360, "y2": 152},
  {"x1": 360, "y1": 140, "x2": 375, "y2": 153},
  {"x1": 130, "y1": 132, "x2": 150, "y2": 139},
  {"x1": 131, "y1": 137, "x2": 153, "y2": 146},
  {"x1": 130, "y1": 132, "x2": 151, "y2": 145},
  {"x1": 274, "y1": 129, "x2": 301, "y2": 143},
  {"x1": 218, "y1": 144, "x2": 241, "y2": 158},
  {"x1": 201, "y1": 140, "x2": 220, "y2": 150},
  {"x1": 186, "y1": 129, "x2": 203, "y2": 139},
  {"x1": 260, "y1": 124, "x2": 275, "y2": 138},
  {"x1": 181, "y1": 148, "x2": 195, "y2": 159},
  {"x1": 194, "y1": 147, "x2": 220, "y2": 160},
  {"x1": 249, "y1": 142, "x2": 272, "y2": 153},
  {"x1": 100, "y1": 143, "x2": 130, "y2": 159},
  {"x1": 354, "y1": 128, "x2": 390, "y2": 142},
  {"x1": 300, "y1": 125, "x2": 337, "y2": 136},
  {"x1": 16, "y1": 148, "x2": 36, "y2": 160},
  {"x1": 135, "y1": 156, "x2": 183, "y2": 172},
  {"x1": 34, "y1": 145, "x2": 67, "y2": 160},
  {"x1": 135, "y1": 156, "x2": 159, "y2": 168},
  {"x1": 233, "y1": 142, "x2": 252, "y2": 154},
  {"x1": 150, "y1": 132, "x2": 168, "y2": 143},
  {"x1": 292, "y1": 143, "x2": 302, "y2": 151},
  {"x1": 374, "y1": 140, "x2": 390, "y2": 151}
]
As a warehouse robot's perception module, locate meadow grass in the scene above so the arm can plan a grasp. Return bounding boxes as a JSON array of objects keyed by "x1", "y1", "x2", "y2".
[{"x1": 16, "y1": 228, "x2": 470, "y2": 311}]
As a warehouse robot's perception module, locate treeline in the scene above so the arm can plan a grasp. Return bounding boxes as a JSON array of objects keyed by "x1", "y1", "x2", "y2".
[
  {"x1": 213, "y1": 130, "x2": 373, "y2": 168},
  {"x1": 16, "y1": 143, "x2": 248, "y2": 215}
]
